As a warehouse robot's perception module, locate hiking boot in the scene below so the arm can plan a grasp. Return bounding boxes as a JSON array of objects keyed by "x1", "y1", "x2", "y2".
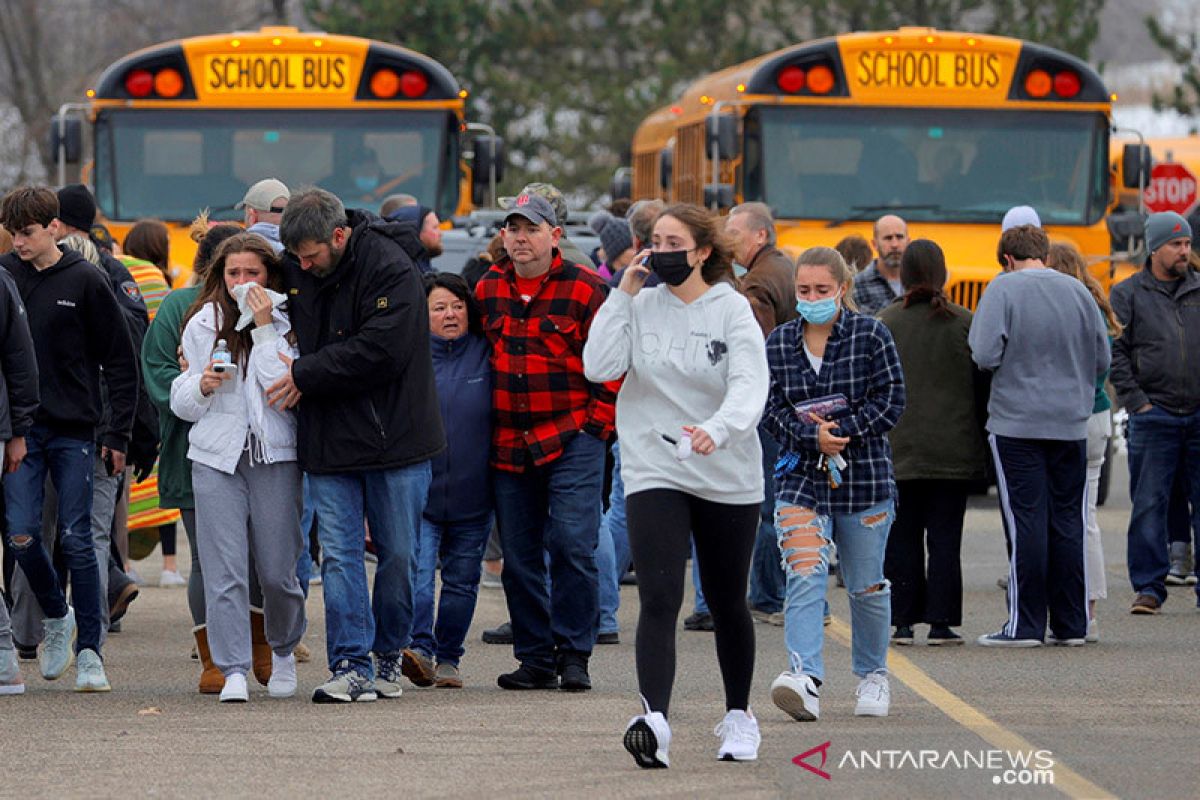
[
  {"x1": 714, "y1": 709, "x2": 760, "y2": 761},
  {"x1": 74, "y1": 649, "x2": 111, "y2": 693},
  {"x1": 312, "y1": 662, "x2": 378, "y2": 703},
  {"x1": 1130, "y1": 593, "x2": 1162, "y2": 615},
  {"x1": 854, "y1": 672, "x2": 890, "y2": 717},
  {"x1": 108, "y1": 568, "x2": 139, "y2": 623},
  {"x1": 401, "y1": 648, "x2": 436, "y2": 687},
  {"x1": 497, "y1": 663, "x2": 558, "y2": 691},
  {"x1": 40, "y1": 608, "x2": 76, "y2": 680},
  {"x1": 0, "y1": 648, "x2": 25, "y2": 696},
  {"x1": 625, "y1": 696, "x2": 670, "y2": 769},
  {"x1": 481, "y1": 621, "x2": 513, "y2": 645},
  {"x1": 891, "y1": 625, "x2": 914, "y2": 645},
  {"x1": 927, "y1": 625, "x2": 964, "y2": 646},
  {"x1": 683, "y1": 611, "x2": 714, "y2": 631},
  {"x1": 373, "y1": 652, "x2": 404, "y2": 699},
  {"x1": 433, "y1": 662, "x2": 462, "y2": 688}
]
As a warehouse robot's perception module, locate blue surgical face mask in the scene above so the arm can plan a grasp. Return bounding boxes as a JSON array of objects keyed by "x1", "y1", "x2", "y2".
[
  {"x1": 795, "y1": 291, "x2": 841, "y2": 324},
  {"x1": 355, "y1": 176, "x2": 379, "y2": 192}
]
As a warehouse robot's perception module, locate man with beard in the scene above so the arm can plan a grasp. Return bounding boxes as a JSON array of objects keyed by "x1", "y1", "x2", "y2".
[
  {"x1": 1111, "y1": 212, "x2": 1200, "y2": 615},
  {"x1": 853, "y1": 214, "x2": 909, "y2": 315}
]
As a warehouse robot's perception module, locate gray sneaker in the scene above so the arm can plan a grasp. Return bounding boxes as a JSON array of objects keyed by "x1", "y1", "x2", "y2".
[
  {"x1": 1166, "y1": 542, "x2": 1197, "y2": 585},
  {"x1": 74, "y1": 648, "x2": 111, "y2": 692},
  {"x1": 312, "y1": 662, "x2": 378, "y2": 703},
  {"x1": 373, "y1": 653, "x2": 404, "y2": 699},
  {"x1": 41, "y1": 608, "x2": 76, "y2": 680},
  {"x1": 0, "y1": 647, "x2": 24, "y2": 695}
]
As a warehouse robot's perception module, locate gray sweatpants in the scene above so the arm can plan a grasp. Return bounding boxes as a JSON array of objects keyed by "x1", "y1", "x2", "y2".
[
  {"x1": 192, "y1": 453, "x2": 305, "y2": 676},
  {"x1": 10, "y1": 454, "x2": 120, "y2": 647}
]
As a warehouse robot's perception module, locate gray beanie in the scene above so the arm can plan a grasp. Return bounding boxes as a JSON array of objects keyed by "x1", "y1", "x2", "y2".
[
  {"x1": 1145, "y1": 211, "x2": 1192, "y2": 254},
  {"x1": 598, "y1": 216, "x2": 633, "y2": 263},
  {"x1": 1001, "y1": 205, "x2": 1040, "y2": 232}
]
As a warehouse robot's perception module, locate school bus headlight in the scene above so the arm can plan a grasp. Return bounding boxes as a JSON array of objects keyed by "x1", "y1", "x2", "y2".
[
  {"x1": 400, "y1": 69, "x2": 429, "y2": 98},
  {"x1": 370, "y1": 68, "x2": 401, "y2": 98},
  {"x1": 154, "y1": 68, "x2": 184, "y2": 98},
  {"x1": 1053, "y1": 70, "x2": 1081, "y2": 99},
  {"x1": 124, "y1": 69, "x2": 154, "y2": 98},
  {"x1": 776, "y1": 65, "x2": 806, "y2": 93},
  {"x1": 807, "y1": 65, "x2": 835, "y2": 95},
  {"x1": 1024, "y1": 69, "x2": 1052, "y2": 98}
]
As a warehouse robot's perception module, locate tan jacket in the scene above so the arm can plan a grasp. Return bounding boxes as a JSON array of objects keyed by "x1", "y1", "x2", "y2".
[{"x1": 739, "y1": 246, "x2": 797, "y2": 337}]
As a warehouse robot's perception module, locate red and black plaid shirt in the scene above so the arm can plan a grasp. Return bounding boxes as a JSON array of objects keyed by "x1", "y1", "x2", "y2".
[{"x1": 475, "y1": 252, "x2": 616, "y2": 472}]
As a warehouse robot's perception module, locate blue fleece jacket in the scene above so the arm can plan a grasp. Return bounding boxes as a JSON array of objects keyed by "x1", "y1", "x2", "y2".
[{"x1": 424, "y1": 332, "x2": 493, "y2": 524}]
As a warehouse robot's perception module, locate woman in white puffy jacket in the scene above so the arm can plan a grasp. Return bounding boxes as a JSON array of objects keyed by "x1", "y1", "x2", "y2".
[{"x1": 170, "y1": 233, "x2": 305, "y2": 703}]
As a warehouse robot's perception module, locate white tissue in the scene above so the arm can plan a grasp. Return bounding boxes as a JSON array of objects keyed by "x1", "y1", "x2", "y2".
[{"x1": 230, "y1": 281, "x2": 287, "y2": 331}]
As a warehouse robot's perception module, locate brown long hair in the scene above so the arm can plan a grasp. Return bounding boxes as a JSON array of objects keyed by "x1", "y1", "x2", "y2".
[
  {"x1": 1046, "y1": 242, "x2": 1122, "y2": 338},
  {"x1": 124, "y1": 218, "x2": 170, "y2": 280},
  {"x1": 183, "y1": 233, "x2": 283, "y2": 366},
  {"x1": 900, "y1": 239, "x2": 953, "y2": 319},
  {"x1": 656, "y1": 203, "x2": 735, "y2": 285},
  {"x1": 796, "y1": 246, "x2": 859, "y2": 312}
]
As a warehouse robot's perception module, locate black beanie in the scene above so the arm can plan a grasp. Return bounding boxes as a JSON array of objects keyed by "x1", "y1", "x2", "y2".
[{"x1": 57, "y1": 184, "x2": 97, "y2": 232}]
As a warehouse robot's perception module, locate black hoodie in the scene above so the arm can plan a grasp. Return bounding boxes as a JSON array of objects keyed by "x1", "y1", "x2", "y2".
[
  {"x1": 283, "y1": 209, "x2": 445, "y2": 473},
  {"x1": 0, "y1": 247, "x2": 138, "y2": 449}
]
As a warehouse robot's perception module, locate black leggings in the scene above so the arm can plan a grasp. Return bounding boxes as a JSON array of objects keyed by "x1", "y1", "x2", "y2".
[{"x1": 626, "y1": 489, "x2": 758, "y2": 717}]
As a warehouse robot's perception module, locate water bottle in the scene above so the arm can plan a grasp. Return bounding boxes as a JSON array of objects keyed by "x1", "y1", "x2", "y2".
[{"x1": 212, "y1": 338, "x2": 236, "y2": 393}]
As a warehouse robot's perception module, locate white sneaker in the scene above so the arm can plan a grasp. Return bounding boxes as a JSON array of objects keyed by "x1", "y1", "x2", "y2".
[
  {"x1": 1085, "y1": 618, "x2": 1099, "y2": 643},
  {"x1": 220, "y1": 672, "x2": 249, "y2": 703},
  {"x1": 771, "y1": 670, "x2": 820, "y2": 721},
  {"x1": 1, "y1": 648, "x2": 26, "y2": 695},
  {"x1": 714, "y1": 709, "x2": 760, "y2": 761},
  {"x1": 158, "y1": 569, "x2": 186, "y2": 587},
  {"x1": 268, "y1": 653, "x2": 297, "y2": 698},
  {"x1": 623, "y1": 696, "x2": 670, "y2": 769},
  {"x1": 855, "y1": 672, "x2": 890, "y2": 717},
  {"x1": 74, "y1": 648, "x2": 111, "y2": 692}
]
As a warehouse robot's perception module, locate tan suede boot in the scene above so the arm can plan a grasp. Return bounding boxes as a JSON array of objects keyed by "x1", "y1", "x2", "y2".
[
  {"x1": 249, "y1": 608, "x2": 273, "y2": 686},
  {"x1": 193, "y1": 625, "x2": 225, "y2": 694}
]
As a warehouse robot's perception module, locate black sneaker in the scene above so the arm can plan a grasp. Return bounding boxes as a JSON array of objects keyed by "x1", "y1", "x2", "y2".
[
  {"x1": 14, "y1": 641, "x2": 37, "y2": 661},
  {"x1": 108, "y1": 572, "x2": 139, "y2": 624},
  {"x1": 497, "y1": 664, "x2": 559, "y2": 691},
  {"x1": 482, "y1": 621, "x2": 514, "y2": 645},
  {"x1": 558, "y1": 655, "x2": 591, "y2": 693},
  {"x1": 596, "y1": 631, "x2": 620, "y2": 645},
  {"x1": 891, "y1": 625, "x2": 914, "y2": 646},
  {"x1": 683, "y1": 612, "x2": 714, "y2": 631},
  {"x1": 927, "y1": 625, "x2": 964, "y2": 646}
]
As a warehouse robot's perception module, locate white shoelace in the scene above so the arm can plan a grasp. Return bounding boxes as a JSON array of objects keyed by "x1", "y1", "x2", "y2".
[
  {"x1": 714, "y1": 713, "x2": 759, "y2": 746},
  {"x1": 857, "y1": 673, "x2": 888, "y2": 701}
]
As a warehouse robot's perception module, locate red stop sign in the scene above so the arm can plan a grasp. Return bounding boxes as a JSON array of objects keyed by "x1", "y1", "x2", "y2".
[{"x1": 1144, "y1": 162, "x2": 1199, "y2": 214}]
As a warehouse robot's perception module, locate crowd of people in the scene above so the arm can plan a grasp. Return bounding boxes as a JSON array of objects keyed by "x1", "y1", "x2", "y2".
[{"x1": 0, "y1": 174, "x2": 1197, "y2": 772}]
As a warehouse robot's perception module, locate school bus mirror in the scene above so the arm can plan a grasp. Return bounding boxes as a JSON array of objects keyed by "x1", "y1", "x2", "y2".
[
  {"x1": 1121, "y1": 144, "x2": 1152, "y2": 189},
  {"x1": 706, "y1": 114, "x2": 737, "y2": 161},
  {"x1": 610, "y1": 168, "x2": 632, "y2": 201},
  {"x1": 704, "y1": 183, "x2": 735, "y2": 209},
  {"x1": 1106, "y1": 210, "x2": 1145, "y2": 249},
  {"x1": 48, "y1": 115, "x2": 82, "y2": 164},
  {"x1": 471, "y1": 135, "x2": 506, "y2": 188}
]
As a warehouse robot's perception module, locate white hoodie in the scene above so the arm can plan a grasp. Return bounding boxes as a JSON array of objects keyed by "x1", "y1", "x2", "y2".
[
  {"x1": 170, "y1": 300, "x2": 298, "y2": 474},
  {"x1": 584, "y1": 282, "x2": 768, "y2": 505}
]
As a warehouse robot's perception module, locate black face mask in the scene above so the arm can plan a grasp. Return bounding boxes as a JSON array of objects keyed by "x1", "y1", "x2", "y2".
[{"x1": 649, "y1": 250, "x2": 694, "y2": 286}]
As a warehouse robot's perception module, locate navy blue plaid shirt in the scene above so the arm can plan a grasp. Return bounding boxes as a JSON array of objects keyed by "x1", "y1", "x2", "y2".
[
  {"x1": 763, "y1": 309, "x2": 906, "y2": 515},
  {"x1": 852, "y1": 262, "x2": 900, "y2": 316}
]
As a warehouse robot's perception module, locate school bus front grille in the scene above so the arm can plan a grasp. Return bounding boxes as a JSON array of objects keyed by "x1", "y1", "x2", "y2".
[{"x1": 948, "y1": 280, "x2": 988, "y2": 310}]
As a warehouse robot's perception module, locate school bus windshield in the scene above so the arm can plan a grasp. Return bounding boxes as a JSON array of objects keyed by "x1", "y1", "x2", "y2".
[
  {"x1": 746, "y1": 106, "x2": 1108, "y2": 226},
  {"x1": 93, "y1": 108, "x2": 456, "y2": 222}
]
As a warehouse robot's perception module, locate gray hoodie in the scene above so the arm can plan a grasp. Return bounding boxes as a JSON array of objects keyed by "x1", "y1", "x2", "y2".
[{"x1": 968, "y1": 268, "x2": 1110, "y2": 441}]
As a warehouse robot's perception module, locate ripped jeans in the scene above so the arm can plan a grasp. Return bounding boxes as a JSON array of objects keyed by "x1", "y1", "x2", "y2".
[{"x1": 775, "y1": 498, "x2": 894, "y2": 682}]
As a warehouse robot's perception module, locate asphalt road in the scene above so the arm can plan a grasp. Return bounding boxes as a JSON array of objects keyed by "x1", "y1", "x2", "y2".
[{"x1": 4, "y1": 454, "x2": 1197, "y2": 799}]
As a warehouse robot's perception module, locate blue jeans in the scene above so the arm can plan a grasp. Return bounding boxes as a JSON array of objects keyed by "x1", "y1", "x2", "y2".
[
  {"x1": 1126, "y1": 407, "x2": 1200, "y2": 604},
  {"x1": 493, "y1": 432, "x2": 605, "y2": 672},
  {"x1": 2, "y1": 425, "x2": 102, "y2": 654},
  {"x1": 776, "y1": 498, "x2": 894, "y2": 681},
  {"x1": 296, "y1": 475, "x2": 316, "y2": 598},
  {"x1": 749, "y1": 425, "x2": 785, "y2": 613},
  {"x1": 410, "y1": 515, "x2": 492, "y2": 666},
  {"x1": 308, "y1": 461, "x2": 431, "y2": 677},
  {"x1": 692, "y1": 542, "x2": 710, "y2": 615},
  {"x1": 596, "y1": 441, "x2": 628, "y2": 635}
]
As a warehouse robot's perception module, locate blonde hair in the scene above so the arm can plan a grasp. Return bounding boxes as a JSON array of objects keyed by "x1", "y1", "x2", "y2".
[
  {"x1": 1046, "y1": 242, "x2": 1122, "y2": 338},
  {"x1": 796, "y1": 246, "x2": 858, "y2": 312},
  {"x1": 60, "y1": 233, "x2": 102, "y2": 269}
]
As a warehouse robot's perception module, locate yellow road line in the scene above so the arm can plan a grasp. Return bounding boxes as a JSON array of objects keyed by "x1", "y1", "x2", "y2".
[{"x1": 826, "y1": 617, "x2": 1116, "y2": 799}]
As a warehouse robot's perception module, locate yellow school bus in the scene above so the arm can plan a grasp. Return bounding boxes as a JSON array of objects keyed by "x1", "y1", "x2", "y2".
[
  {"x1": 61, "y1": 26, "x2": 491, "y2": 285},
  {"x1": 630, "y1": 28, "x2": 1117, "y2": 307}
]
